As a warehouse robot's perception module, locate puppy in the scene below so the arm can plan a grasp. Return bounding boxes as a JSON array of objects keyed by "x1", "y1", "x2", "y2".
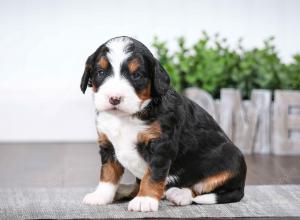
[{"x1": 80, "y1": 36, "x2": 247, "y2": 212}]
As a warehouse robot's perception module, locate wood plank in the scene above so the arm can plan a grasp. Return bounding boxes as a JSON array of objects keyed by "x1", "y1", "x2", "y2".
[
  {"x1": 273, "y1": 90, "x2": 300, "y2": 155},
  {"x1": 288, "y1": 115, "x2": 300, "y2": 129},
  {"x1": 251, "y1": 90, "x2": 271, "y2": 154},
  {"x1": 220, "y1": 89, "x2": 258, "y2": 154}
]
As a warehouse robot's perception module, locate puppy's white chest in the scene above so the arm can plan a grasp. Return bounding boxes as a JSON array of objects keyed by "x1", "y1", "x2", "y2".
[{"x1": 96, "y1": 112, "x2": 148, "y2": 179}]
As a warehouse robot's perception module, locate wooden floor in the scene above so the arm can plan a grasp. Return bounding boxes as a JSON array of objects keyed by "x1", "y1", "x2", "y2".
[
  {"x1": 0, "y1": 143, "x2": 300, "y2": 219},
  {"x1": 1, "y1": 143, "x2": 300, "y2": 187}
]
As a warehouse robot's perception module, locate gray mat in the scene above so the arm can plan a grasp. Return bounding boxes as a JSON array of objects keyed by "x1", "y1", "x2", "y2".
[{"x1": 0, "y1": 185, "x2": 300, "y2": 219}]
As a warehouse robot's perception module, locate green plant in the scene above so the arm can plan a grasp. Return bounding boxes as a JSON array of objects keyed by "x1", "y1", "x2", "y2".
[
  {"x1": 152, "y1": 32, "x2": 300, "y2": 99},
  {"x1": 286, "y1": 55, "x2": 300, "y2": 90}
]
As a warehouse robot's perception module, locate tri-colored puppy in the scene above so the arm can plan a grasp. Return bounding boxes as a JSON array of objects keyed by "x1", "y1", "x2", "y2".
[{"x1": 80, "y1": 36, "x2": 247, "y2": 212}]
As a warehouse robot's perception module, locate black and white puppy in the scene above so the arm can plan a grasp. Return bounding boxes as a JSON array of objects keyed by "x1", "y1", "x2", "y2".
[{"x1": 80, "y1": 36, "x2": 247, "y2": 212}]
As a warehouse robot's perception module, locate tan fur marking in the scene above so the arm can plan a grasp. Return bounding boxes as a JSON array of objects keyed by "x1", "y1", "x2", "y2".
[
  {"x1": 128, "y1": 58, "x2": 140, "y2": 73},
  {"x1": 137, "y1": 82, "x2": 151, "y2": 101},
  {"x1": 191, "y1": 188, "x2": 197, "y2": 197},
  {"x1": 100, "y1": 161, "x2": 124, "y2": 184},
  {"x1": 137, "y1": 121, "x2": 161, "y2": 145},
  {"x1": 137, "y1": 168, "x2": 165, "y2": 200},
  {"x1": 98, "y1": 57, "x2": 109, "y2": 69},
  {"x1": 92, "y1": 83, "x2": 97, "y2": 92},
  {"x1": 199, "y1": 171, "x2": 233, "y2": 194},
  {"x1": 97, "y1": 132, "x2": 110, "y2": 147}
]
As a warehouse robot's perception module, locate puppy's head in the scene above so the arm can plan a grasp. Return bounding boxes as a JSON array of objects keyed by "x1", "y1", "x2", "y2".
[{"x1": 80, "y1": 36, "x2": 170, "y2": 114}]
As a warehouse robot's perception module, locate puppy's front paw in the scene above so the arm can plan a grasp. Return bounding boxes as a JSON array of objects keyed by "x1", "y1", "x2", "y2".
[
  {"x1": 83, "y1": 191, "x2": 113, "y2": 205},
  {"x1": 128, "y1": 196, "x2": 159, "y2": 212}
]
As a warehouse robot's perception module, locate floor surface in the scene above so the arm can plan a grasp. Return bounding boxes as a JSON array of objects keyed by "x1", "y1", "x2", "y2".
[{"x1": 0, "y1": 143, "x2": 300, "y2": 219}]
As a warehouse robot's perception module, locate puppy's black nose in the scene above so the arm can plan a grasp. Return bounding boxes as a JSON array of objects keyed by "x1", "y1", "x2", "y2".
[{"x1": 109, "y1": 96, "x2": 121, "y2": 106}]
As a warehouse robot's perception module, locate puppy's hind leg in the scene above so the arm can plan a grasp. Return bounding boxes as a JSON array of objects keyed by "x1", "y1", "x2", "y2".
[
  {"x1": 192, "y1": 188, "x2": 244, "y2": 204},
  {"x1": 192, "y1": 170, "x2": 244, "y2": 204}
]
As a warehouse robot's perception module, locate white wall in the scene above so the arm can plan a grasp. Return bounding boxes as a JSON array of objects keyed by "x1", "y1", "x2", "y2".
[{"x1": 0, "y1": 0, "x2": 299, "y2": 142}]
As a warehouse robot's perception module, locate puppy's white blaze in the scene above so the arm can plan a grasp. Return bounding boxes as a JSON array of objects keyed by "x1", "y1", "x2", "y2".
[
  {"x1": 83, "y1": 182, "x2": 118, "y2": 205},
  {"x1": 106, "y1": 37, "x2": 132, "y2": 80},
  {"x1": 192, "y1": 193, "x2": 217, "y2": 204}
]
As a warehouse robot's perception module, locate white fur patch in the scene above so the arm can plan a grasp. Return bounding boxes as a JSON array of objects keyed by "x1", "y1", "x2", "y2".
[
  {"x1": 192, "y1": 193, "x2": 217, "y2": 204},
  {"x1": 96, "y1": 111, "x2": 148, "y2": 179},
  {"x1": 83, "y1": 182, "x2": 117, "y2": 205},
  {"x1": 93, "y1": 76, "x2": 142, "y2": 114},
  {"x1": 165, "y1": 187, "x2": 193, "y2": 206},
  {"x1": 128, "y1": 196, "x2": 159, "y2": 212}
]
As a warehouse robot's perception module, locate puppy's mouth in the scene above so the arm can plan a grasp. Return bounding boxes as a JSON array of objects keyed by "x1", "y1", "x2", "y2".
[
  {"x1": 97, "y1": 102, "x2": 141, "y2": 115},
  {"x1": 105, "y1": 106, "x2": 120, "y2": 112},
  {"x1": 97, "y1": 106, "x2": 121, "y2": 112},
  {"x1": 105, "y1": 106, "x2": 129, "y2": 114}
]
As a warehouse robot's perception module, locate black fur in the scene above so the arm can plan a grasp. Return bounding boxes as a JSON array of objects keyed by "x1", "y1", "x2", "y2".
[
  {"x1": 137, "y1": 89, "x2": 246, "y2": 203},
  {"x1": 80, "y1": 45, "x2": 109, "y2": 93},
  {"x1": 81, "y1": 36, "x2": 247, "y2": 204}
]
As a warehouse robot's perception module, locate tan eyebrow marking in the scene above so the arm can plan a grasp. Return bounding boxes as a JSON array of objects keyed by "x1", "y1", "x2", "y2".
[
  {"x1": 128, "y1": 58, "x2": 140, "y2": 73},
  {"x1": 98, "y1": 57, "x2": 109, "y2": 69}
]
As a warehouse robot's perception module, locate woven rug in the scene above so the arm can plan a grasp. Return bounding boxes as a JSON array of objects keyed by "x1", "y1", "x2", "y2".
[{"x1": 0, "y1": 185, "x2": 300, "y2": 219}]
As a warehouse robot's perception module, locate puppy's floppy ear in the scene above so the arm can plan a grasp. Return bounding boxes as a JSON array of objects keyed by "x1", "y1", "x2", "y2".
[
  {"x1": 80, "y1": 54, "x2": 95, "y2": 94},
  {"x1": 152, "y1": 59, "x2": 170, "y2": 97}
]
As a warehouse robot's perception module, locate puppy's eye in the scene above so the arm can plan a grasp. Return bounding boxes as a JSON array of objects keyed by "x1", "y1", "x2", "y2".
[
  {"x1": 96, "y1": 69, "x2": 106, "y2": 77},
  {"x1": 132, "y1": 72, "x2": 142, "y2": 80}
]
